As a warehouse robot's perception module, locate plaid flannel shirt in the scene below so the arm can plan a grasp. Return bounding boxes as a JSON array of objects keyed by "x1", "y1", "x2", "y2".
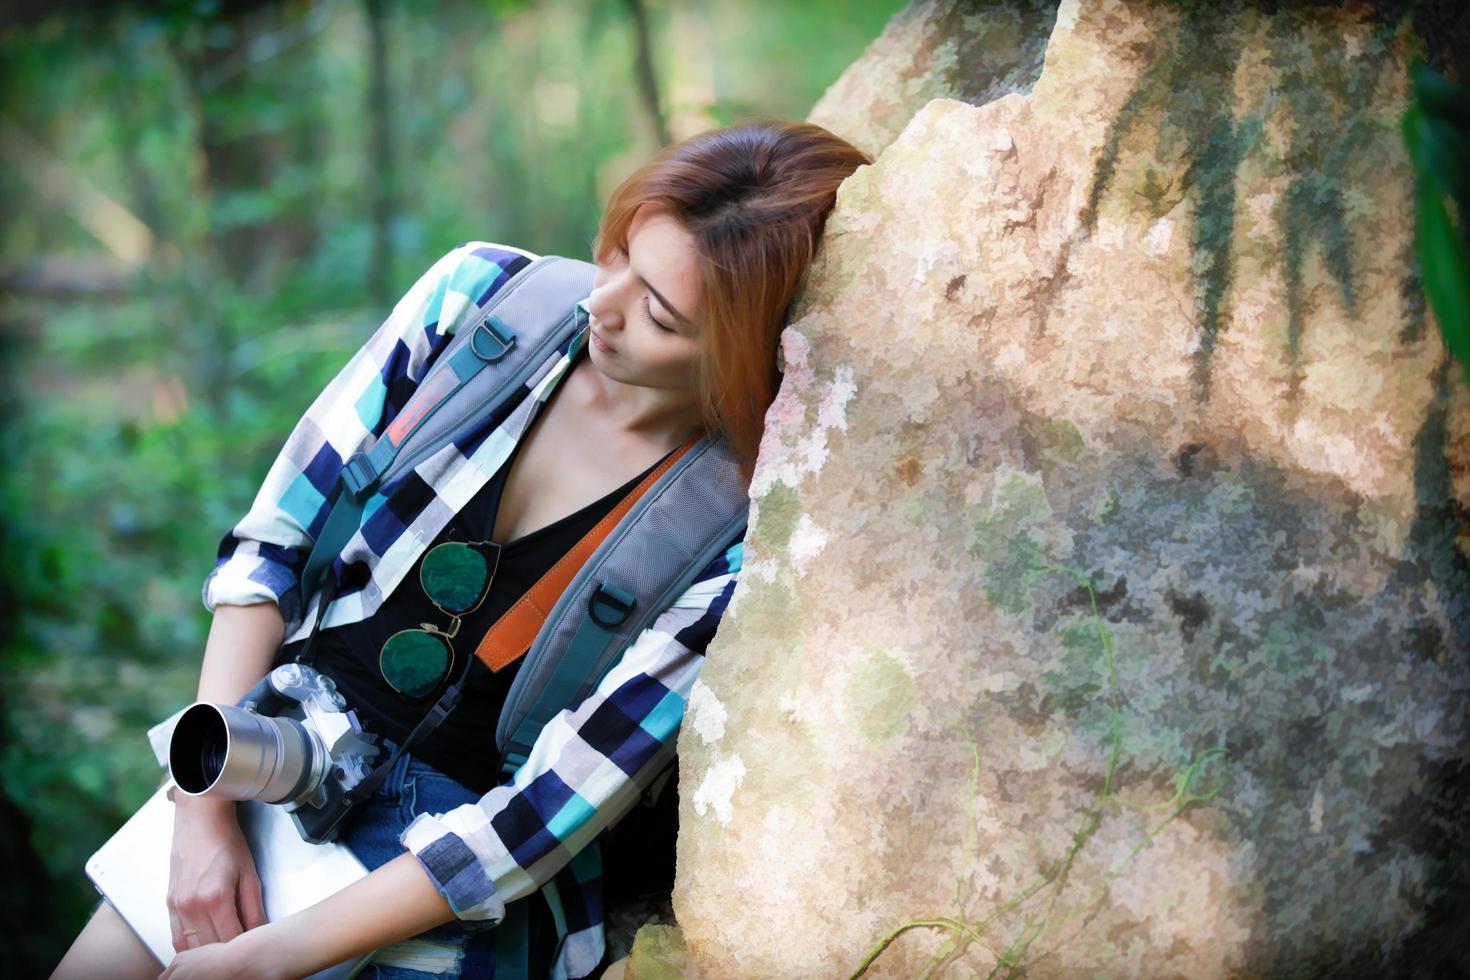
[{"x1": 201, "y1": 241, "x2": 745, "y2": 978}]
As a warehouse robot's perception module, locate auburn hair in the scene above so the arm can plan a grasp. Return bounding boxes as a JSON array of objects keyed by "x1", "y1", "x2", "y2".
[{"x1": 590, "y1": 118, "x2": 873, "y2": 487}]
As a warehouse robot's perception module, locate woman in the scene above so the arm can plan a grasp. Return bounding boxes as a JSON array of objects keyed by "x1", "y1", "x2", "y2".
[{"x1": 54, "y1": 118, "x2": 870, "y2": 980}]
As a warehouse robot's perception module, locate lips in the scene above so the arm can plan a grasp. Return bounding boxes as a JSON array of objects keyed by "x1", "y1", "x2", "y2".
[{"x1": 591, "y1": 331, "x2": 615, "y2": 354}]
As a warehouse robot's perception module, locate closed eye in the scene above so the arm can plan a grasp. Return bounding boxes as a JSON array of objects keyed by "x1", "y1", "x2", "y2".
[
  {"x1": 643, "y1": 296, "x2": 674, "y2": 333},
  {"x1": 614, "y1": 243, "x2": 676, "y2": 334}
]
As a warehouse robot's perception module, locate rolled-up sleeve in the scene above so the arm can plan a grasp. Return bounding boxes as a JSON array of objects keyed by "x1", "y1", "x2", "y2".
[
  {"x1": 201, "y1": 241, "x2": 537, "y2": 634},
  {"x1": 400, "y1": 530, "x2": 746, "y2": 922}
]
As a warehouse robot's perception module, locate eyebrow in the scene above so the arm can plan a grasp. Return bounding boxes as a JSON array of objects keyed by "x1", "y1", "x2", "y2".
[{"x1": 627, "y1": 244, "x2": 694, "y2": 328}]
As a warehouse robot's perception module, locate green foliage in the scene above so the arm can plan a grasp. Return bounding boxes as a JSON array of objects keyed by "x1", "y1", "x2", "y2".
[
  {"x1": 0, "y1": 0, "x2": 904, "y2": 966},
  {"x1": 969, "y1": 469, "x2": 1055, "y2": 614},
  {"x1": 1402, "y1": 58, "x2": 1470, "y2": 390}
]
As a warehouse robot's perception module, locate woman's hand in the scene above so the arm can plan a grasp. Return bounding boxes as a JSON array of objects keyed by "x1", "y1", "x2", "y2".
[
  {"x1": 157, "y1": 927, "x2": 288, "y2": 980},
  {"x1": 166, "y1": 793, "x2": 267, "y2": 953}
]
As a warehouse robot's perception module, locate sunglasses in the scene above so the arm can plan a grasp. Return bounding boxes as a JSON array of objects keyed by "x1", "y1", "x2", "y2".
[{"x1": 379, "y1": 539, "x2": 504, "y2": 698}]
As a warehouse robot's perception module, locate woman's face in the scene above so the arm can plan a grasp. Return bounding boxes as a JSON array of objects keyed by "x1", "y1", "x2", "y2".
[{"x1": 585, "y1": 203, "x2": 701, "y2": 391}]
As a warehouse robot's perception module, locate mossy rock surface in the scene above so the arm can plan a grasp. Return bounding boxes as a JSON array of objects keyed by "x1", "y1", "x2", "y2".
[{"x1": 625, "y1": 923, "x2": 688, "y2": 980}]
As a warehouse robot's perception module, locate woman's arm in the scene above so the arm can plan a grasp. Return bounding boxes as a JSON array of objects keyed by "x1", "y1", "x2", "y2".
[
  {"x1": 167, "y1": 601, "x2": 288, "y2": 951},
  {"x1": 201, "y1": 242, "x2": 538, "y2": 636},
  {"x1": 195, "y1": 600, "x2": 286, "y2": 702},
  {"x1": 167, "y1": 242, "x2": 536, "y2": 955},
  {"x1": 169, "y1": 603, "x2": 456, "y2": 972},
  {"x1": 157, "y1": 852, "x2": 454, "y2": 979},
  {"x1": 171, "y1": 599, "x2": 286, "y2": 824},
  {"x1": 262, "y1": 854, "x2": 454, "y2": 973},
  {"x1": 398, "y1": 530, "x2": 746, "y2": 923},
  {"x1": 163, "y1": 530, "x2": 745, "y2": 978}
]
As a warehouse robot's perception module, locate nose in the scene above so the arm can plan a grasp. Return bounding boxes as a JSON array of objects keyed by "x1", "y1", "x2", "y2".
[
  {"x1": 587, "y1": 272, "x2": 634, "y2": 335},
  {"x1": 588, "y1": 301, "x2": 620, "y2": 334}
]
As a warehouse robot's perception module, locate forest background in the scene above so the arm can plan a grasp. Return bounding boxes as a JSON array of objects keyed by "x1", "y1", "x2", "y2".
[{"x1": 0, "y1": 0, "x2": 903, "y2": 971}]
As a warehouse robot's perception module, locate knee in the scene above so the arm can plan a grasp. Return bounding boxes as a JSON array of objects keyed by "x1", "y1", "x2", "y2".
[{"x1": 51, "y1": 901, "x2": 162, "y2": 980}]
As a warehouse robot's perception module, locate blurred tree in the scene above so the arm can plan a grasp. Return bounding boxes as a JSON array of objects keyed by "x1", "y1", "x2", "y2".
[
  {"x1": 365, "y1": 0, "x2": 395, "y2": 306},
  {"x1": 0, "y1": 0, "x2": 906, "y2": 968},
  {"x1": 623, "y1": 0, "x2": 671, "y2": 147}
]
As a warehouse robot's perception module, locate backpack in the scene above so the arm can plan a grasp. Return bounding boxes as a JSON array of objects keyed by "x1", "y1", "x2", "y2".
[{"x1": 291, "y1": 252, "x2": 750, "y2": 969}]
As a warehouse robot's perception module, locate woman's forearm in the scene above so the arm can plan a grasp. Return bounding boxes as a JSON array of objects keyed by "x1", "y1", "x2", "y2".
[
  {"x1": 196, "y1": 600, "x2": 286, "y2": 703},
  {"x1": 244, "y1": 851, "x2": 459, "y2": 976},
  {"x1": 199, "y1": 605, "x2": 464, "y2": 973},
  {"x1": 175, "y1": 600, "x2": 287, "y2": 820}
]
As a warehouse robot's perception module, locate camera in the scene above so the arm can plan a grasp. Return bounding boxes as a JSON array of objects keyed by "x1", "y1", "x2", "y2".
[{"x1": 168, "y1": 662, "x2": 382, "y2": 844}]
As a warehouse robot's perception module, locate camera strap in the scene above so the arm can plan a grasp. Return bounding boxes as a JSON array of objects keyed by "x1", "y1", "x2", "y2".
[
  {"x1": 340, "y1": 653, "x2": 473, "y2": 807},
  {"x1": 287, "y1": 569, "x2": 472, "y2": 808},
  {"x1": 291, "y1": 569, "x2": 338, "y2": 673}
]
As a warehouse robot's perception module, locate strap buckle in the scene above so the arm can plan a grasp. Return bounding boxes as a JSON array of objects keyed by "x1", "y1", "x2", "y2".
[
  {"x1": 341, "y1": 452, "x2": 377, "y2": 499},
  {"x1": 587, "y1": 582, "x2": 636, "y2": 629},
  {"x1": 471, "y1": 314, "x2": 517, "y2": 362}
]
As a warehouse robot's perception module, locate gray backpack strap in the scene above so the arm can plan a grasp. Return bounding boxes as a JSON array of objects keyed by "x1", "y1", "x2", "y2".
[
  {"x1": 293, "y1": 254, "x2": 595, "y2": 625},
  {"x1": 496, "y1": 431, "x2": 750, "y2": 778},
  {"x1": 371, "y1": 255, "x2": 597, "y2": 493}
]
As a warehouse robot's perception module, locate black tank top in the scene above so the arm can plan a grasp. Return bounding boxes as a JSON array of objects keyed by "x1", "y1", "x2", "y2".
[{"x1": 278, "y1": 428, "x2": 675, "y2": 795}]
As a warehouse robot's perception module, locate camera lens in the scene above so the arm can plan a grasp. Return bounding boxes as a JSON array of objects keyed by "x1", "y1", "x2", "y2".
[
  {"x1": 170, "y1": 703, "x2": 228, "y2": 795},
  {"x1": 198, "y1": 741, "x2": 227, "y2": 787},
  {"x1": 169, "y1": 702, "x2": 325, "y2": 804}
]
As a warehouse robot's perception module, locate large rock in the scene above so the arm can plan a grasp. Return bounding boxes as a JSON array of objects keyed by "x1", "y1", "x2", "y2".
[
  {"x1": 667, "y1": 0, "x2": 1470, "y2": 976},
  {"x1": 806, "y1": 0, "x2": 1058, "y2": 159}
]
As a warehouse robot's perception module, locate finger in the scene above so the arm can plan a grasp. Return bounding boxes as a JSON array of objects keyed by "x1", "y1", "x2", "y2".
[
  {"x1": 206, "y1": 892, "x2": 245, "y2": 944},
  {"x1": 168, "y1": 908, "x2": 188, "y2": 955},
  {"x1": 239, "y1": 872, "x2": 268, "y2": 931},
  {"x1": 181, "y1": 904, "x2": 220, "y2": 948},
  {"x1": 169, "y1": 905, "x2": 209, "y2": 953}
]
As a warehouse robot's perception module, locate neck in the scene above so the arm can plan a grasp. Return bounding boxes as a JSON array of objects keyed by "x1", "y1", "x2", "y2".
[{"x1": 573, "y1": 348, "x2": 704, "y2": 450}]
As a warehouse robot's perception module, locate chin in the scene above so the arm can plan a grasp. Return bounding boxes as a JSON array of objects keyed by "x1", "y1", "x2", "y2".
[{"x1": 590, "y1": 351, "x2": 623, "y2": 379}]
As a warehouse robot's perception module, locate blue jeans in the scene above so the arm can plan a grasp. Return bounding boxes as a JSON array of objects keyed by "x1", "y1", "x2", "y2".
[{"x1": 338, "y1": 737, "x2": 559, "y2": 978}]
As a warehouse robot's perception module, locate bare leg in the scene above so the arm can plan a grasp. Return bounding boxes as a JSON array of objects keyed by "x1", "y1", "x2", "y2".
[
  {"x1": 602, "y1": 954, "x2": 630, "y2": 979},
  {"x1": 51, "y1": 899, "x2": 164, "y2": 980}
]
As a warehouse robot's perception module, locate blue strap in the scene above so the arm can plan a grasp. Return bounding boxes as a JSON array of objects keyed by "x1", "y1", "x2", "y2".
[
  {"x1": 492, "y1": 898, "x2": 530, "y2": 980},
  {"x1": 293, "y1": 313, "x2": 516, "y2": 614},
  {"x1": 297, "y1": 491, "x2": 365, "y2": 613},
  {"x1": 499, "y1": 582, "x2": 636, "y2": 781},
  {"x1": 344, "y1": 314, "x2": 517, "y2": 498}
]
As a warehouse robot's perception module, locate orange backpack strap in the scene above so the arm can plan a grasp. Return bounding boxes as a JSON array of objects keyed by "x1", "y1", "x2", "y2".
[{"x1": 472, "y1": 433, "x2": 700, "y2": 672}]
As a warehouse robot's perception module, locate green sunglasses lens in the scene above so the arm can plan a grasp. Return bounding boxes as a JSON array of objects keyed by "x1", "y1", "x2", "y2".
[
  {"x1": 420, "y1": 541, "x2": 495, "y2": 614},
  {"x1": 382, "y1": 540, "x2": 499, "y2": 699},
  {"x1": 380, "y1": 629, "x2": 452, "y2": 698}
]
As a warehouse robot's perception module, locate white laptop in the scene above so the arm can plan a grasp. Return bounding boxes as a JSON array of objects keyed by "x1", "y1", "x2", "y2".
[{"x1": 84, "y1": 710, "x2": 374, "y2": 978}]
